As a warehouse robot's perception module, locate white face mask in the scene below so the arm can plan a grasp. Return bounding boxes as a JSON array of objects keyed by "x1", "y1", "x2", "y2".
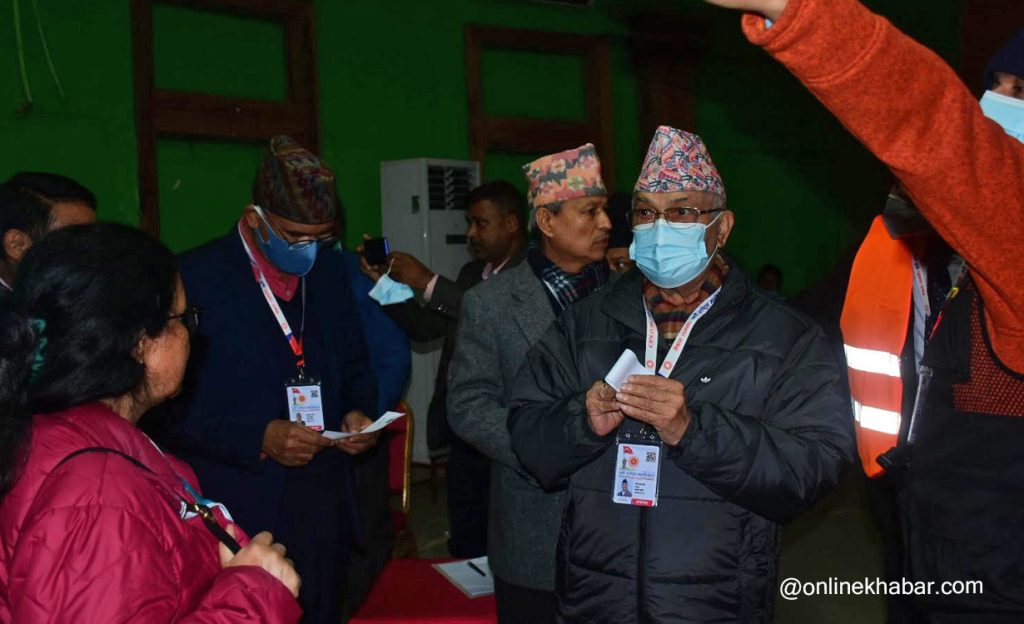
[
  {"x1": 368, "y1": 272, "x2": 414, "y2": 306},
  {"x1": 980, "y1": 90, "x2": 1024, "y2": 142}
]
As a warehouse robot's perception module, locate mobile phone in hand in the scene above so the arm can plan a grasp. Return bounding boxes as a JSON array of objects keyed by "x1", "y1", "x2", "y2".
[{"x1": 363, "y1": 237, "x2": 390, "y2": 266}]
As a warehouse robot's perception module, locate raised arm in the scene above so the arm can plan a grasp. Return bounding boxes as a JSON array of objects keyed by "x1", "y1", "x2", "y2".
[{"x1": 704, "y1": 0, "x2": 1024, "y2": 369}]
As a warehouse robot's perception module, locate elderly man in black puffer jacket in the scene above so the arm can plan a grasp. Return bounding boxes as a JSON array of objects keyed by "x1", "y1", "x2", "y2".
[{"x1": 509, "y1": 126, "x2": 855, "y2": 624}]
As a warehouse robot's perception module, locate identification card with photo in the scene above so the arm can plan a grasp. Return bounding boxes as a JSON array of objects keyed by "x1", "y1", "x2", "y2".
[
  {"x1": 286, "y1": 382, "x2": 325, "y2": 431},
  {"x1": 612, "y1": 442, "x2": 661, "y2": 507}
]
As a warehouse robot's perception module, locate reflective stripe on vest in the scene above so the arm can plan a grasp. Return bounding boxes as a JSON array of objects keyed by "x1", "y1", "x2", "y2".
[{"x1": 840, "y1": 216, "x2": 914, "y2": 477}]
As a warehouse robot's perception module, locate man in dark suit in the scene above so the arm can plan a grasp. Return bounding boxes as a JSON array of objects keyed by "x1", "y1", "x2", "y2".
[
  {"x1": 360, "y1": 180, "x2": 526, "y2": 557},
  {"x1": 155, "y1": 136, "x2": 379, "y2": 624}
]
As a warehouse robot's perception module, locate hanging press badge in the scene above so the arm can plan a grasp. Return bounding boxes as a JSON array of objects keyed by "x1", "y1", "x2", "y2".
[
  {"x1": 286, "y1": 369, "x2": 325, "y2": 432},
  {"x1": 612, "y1": 428, "x2": 663, "y2": 507}
]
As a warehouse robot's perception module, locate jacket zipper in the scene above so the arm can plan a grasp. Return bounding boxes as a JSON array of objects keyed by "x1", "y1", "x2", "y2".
[
  {"x1": 637, "y1": 506, "x2": 648, "y2": 622},
  {"x1": 629, "y1": 292, "x2": 739, "y2": 623}
]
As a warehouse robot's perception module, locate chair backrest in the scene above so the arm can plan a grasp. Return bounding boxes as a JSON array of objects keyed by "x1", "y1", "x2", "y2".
[{"x1": 387, "y1": 401, "x2": 414, "y2": 516}]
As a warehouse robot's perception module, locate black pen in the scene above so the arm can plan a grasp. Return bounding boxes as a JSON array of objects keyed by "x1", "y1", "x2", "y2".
[{"x1": 467, "y1": 561, "x2": 487, "y2": 577}]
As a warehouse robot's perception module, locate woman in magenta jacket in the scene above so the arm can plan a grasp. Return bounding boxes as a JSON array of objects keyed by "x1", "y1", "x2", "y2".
[{"x1": 0, "y1": 223, "x2": 302, "y2": 623}]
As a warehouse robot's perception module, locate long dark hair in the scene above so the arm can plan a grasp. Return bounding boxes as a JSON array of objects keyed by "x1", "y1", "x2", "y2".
[{"x1": 0, "y1": 223, "x2": 178, "y2": 498}]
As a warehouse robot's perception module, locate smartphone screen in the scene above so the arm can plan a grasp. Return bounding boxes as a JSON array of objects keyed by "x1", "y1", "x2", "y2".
[{"x1": 363, "y1": 237, "x2": 390, "y2": 266}]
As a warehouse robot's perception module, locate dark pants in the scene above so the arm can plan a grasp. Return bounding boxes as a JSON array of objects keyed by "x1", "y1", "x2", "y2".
[
  {"x1": 495, "y1": 575, "x2": 557, "y2": 624},
  {"x1": 866, "y1": 473, "x2": 925, "y2": 624},
  {"x1": 274, "y1": 470, "x2": 353, "y2": 624},
  {"x1": 446, "y1": 437, "x2": 489, "y2": 558},
  {"x1": 342, "y1": 444, "x2": 394, "y2": 621}
]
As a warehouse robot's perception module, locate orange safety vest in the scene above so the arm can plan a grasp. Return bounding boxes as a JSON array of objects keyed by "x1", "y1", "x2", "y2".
[{"x1": 840, "y1": 217, "x2": 914, "y2": 478}]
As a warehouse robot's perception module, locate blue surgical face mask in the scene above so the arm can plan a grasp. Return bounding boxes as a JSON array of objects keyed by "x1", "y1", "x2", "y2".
[
  {"x1": 628, "y1": 215, "x2": 721, "y2": 289},
  {"x1": 980, "y1": 90, "x2": 1024, "y2": 142},
  {"x1": 368, "y1": 272, "x2": 414, "y2": 306},
  {"x1": 252, "y1": 205, "x2": 319, "y2": 277}
]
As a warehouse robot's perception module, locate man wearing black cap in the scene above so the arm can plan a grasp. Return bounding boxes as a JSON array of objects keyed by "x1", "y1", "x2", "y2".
[
  {"x1": 986, "y1": 30, "x2": 1024, "y2": 100},
  {"x1": 155, "y1": 136, "x2": 379, "y2": 624}
]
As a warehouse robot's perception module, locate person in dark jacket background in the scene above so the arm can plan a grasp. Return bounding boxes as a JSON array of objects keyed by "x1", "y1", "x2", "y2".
[
  {"x1": 359, "y1": 181, "x2": 528, "y2": 558},
  {"x1": 509, "y1": 126, "x2": 855, "y2": 623}
]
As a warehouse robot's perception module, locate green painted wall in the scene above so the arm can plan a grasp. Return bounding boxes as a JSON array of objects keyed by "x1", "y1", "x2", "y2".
[
  {"x1": 314, "y1": 0, "x2": 642, "y2": 249},
  {"x1": 0, "y1": 2, "x2": 137, "y2": 225},
  {"x1": 1, "y1": 0, "x2": 640, "y2": 253},
  {"x1": 0, "y1": 0, "x2": 960, "y2": 293},
  {"x1": 689, "y1": 0, "x2": 961, "y2": 293}
]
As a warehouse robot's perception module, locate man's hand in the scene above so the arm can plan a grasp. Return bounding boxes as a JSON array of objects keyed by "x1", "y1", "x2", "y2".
[
  {"x1": 356, "y1": 234, "x2": 434, "y2": 290},
  {"x1": 586, "y1": 380, "x2": 625, "y2": 437},
  {"x1": 387, "y1": 252, "x2": 434, "y2": 291},
  {"x1": 701, "y1": 0, "x2": 788, "y2": 21},
  {"x1": 615, "y1": 375, "x2": 691, "y2": 446},
  {"x1": 334, "y1": 410, "x2": 380, "y2": 455},
  {"x1": 357, "y1": 234, "x2": 385, "y2": 282},
  {"x1": 262, "y1": 420, "x2": 332, "y2": 467}
]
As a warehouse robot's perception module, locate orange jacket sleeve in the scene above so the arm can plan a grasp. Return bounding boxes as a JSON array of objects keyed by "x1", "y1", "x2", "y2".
[{"x1": 741, "y1": 0, "x2": 1024, "y2": 371}]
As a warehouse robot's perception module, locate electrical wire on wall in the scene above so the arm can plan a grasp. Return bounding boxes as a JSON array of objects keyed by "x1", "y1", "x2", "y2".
[{"x1": 12, "y1": 0, "x2": 65, "y2": 113}]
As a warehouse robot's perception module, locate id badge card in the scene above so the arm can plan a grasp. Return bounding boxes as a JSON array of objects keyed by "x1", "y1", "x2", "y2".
[
  {"x1": 612, "y1": 442, "x2": 662, "y2": 507},
  {"x1": 286, "y1": 375, "x2": 325, "y2": 432}
]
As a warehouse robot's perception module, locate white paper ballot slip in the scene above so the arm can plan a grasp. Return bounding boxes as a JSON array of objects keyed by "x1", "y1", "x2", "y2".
[
  {"x1": 432, "y1": 556, "x2": 494, "y2": 598},
  {"x1": 604, "y1": 349, "x2": 654, "y2": 391},
  {"x1": 321, "y1": 410, "x2": 405, "y2": 440}
]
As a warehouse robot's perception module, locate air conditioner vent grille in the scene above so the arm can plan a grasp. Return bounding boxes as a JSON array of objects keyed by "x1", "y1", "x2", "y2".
[{"x1": 428, "y1": 165, "x2": 475, "y2": 211}]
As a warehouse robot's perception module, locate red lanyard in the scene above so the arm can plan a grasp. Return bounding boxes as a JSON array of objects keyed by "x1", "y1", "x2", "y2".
[{"x1": 238, "y1": 225, "x2": 306, "y2": 369}]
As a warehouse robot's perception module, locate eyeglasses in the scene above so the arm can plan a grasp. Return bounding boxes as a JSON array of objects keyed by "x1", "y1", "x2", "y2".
[
  {"x1": 254, "y1": 205, "x2": 339, "y2": 251},
  {"x1": 290, "y1": 237, "x2": 338, "y2": 252},
  {"x1": 267, "y1": 222, "x2": 338, "y2": 252},
  {"x1": 627, "y1": 206, "x2": 724, "y2": 226},
  {"x1": 169, "y1": 305, "x2": 202, "y2": 336}
]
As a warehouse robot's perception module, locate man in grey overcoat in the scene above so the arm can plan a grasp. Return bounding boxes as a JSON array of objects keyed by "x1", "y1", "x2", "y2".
[{"x1": 448, "y1": 143, "x2": 614, "y2": 624}]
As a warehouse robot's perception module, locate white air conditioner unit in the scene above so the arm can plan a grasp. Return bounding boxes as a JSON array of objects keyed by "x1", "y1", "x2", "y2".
[{"x1": 380, "y1": 158, "x2": 480, "y2": 464}]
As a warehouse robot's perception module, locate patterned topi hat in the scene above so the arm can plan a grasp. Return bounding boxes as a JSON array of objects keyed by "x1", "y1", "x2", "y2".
[
  {"x1": 252, "y1": 135, "x2": 339, "y2": 225},
  {"x1": 634, "y1": 126, "x2": 725, "y2": 199},
  {"x1": 522, "y1": 143, "x2": 607, "y2": 210}
]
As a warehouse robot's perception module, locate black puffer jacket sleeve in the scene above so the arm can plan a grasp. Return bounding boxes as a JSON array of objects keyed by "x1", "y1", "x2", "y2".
[
  {"x1": 508, "y1": 316, "x2": 614, "y2": 491},
  {"x1": 673, "y1": 322, "x2": 856, "y2": 523}
]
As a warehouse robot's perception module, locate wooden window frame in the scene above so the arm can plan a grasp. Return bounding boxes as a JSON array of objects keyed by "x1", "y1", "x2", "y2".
[
  {"x1": 131, "y1": 0, "x2": 319, "y2": 237},
  {"x1": 465, "y1": 25, "x2": 615, "y2": 187}
]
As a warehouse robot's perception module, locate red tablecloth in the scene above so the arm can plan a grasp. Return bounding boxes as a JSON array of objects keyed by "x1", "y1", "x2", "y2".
[{"x1": 350, "y1": 558, "x2": 498, "y2": 624}]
